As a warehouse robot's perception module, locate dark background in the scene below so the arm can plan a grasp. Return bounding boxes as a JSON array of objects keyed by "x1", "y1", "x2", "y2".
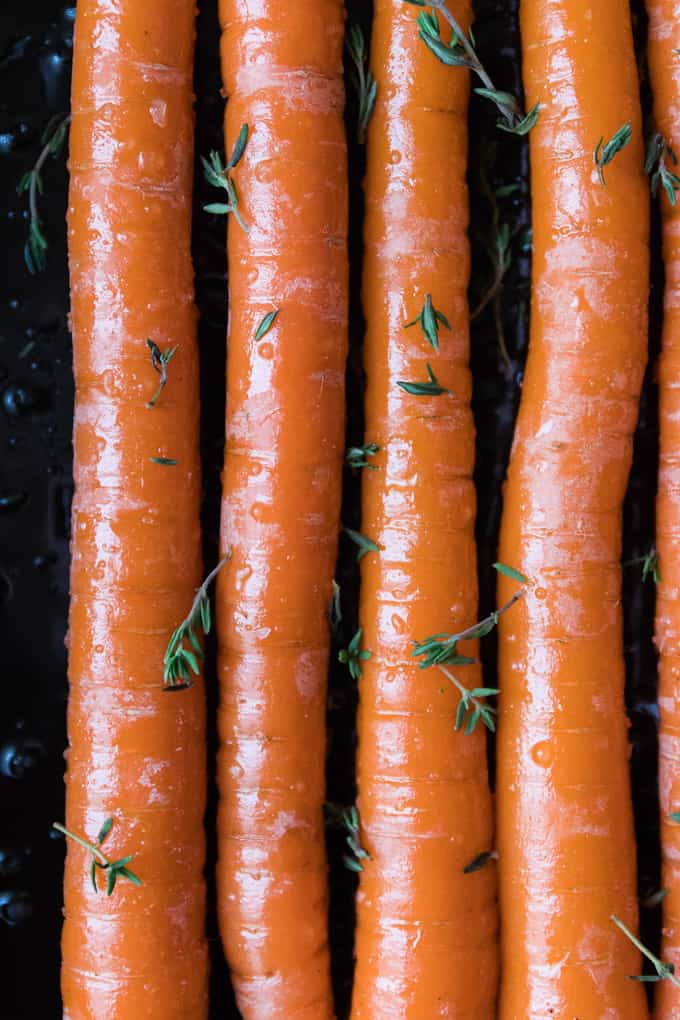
[{"x1": 0, "y1": 1, "x2": 660, "y2": 1017}]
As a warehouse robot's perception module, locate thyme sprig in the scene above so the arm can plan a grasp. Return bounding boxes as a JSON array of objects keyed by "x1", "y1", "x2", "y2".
[
  {"x1": 611, "y1": 915, "x2": 680, "y2": 987},
  {"x1": 413, "y1": 563, "x2": 527, "y2": 733},
  {"x1": 17, "y1": 113, "x2": 70, "y2": 274},
  {"x1": 624, "y1": 549, "x2": 660, "y2": 584},
  {"x1": 404, "y1": 294, "x2": 451, "y2": 352},
  {"x1": 594, "y1": 123, "x2": 632, "y2": 185},
  {"x1": 326, "y1": 804, "x2": 370, "y2": 873},
  {"x1": 346, "y1": 443, "x2": 380, "y2": 470},
  {"x1": 338, "y1": 627, "x2": 372, "y2": 680},
  {"x1": 52, "y1": 818, "x2": 141, "y2": 896},
  {"x1": 346, "y1": 25, "x2": 377, "y2": 144},
  {"x1": 146, "y1": 339, "x2": 177, "y2": 408},
  {"x1": 646, "y1": 133, "x2": 680, "y2": 206},
  {"x1": 397, "y1": 362, "x2": 449, "y2": 396},
  {"x1": 202, "y1": 123, "x2": 250, "y2": 232},
  {"x1": 163, "y1": 552, "x2": 232, "y2": 689},
  {"x1": 403, "y1": 1, "x2": 538, "y2": 135}
]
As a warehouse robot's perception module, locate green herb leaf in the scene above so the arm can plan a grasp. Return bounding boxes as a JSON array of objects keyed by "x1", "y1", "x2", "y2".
[
  {"x1": 96, "y1": 818, "x2": 113, "y2": 846},
  {"x1": 493, "y1": 562, "x2": 528, "y2": 583},
  {"x1": 463, "y1": 850, "x2": 494, "y2": 874},
  {"x1": 146, "y1": 339, "x2": 178, "y2": 408},
  {"x1": 346, "y1": 25, "x2": 378, "y2": 144},
  {"x1": 344, "y1": 527, "x2": 380, "y2": 561},
  {"x1": 227, "y1": 123, "x2": 249, "y2": 170},
  {"x1": 404, "y1": 294, "x2": 451, "y2": 351},
  {"x1": 17, "y1": 113, "x2": 70, "y2": 275},
  {"x1": 670, "y1": 812, "x2": 680, "y2": 824},
  {"x1": 90, "y1": 858, "x2": 98, "y2": 894},
  {"x1": 397, "y1": 362, "x2": 449, "y2": 396},
  {"x1": 497, "y1": 102, "x2": 540, "y2": 136},
  {"x1": 338, "y1": 628, "x2": 371, "y2": 680},
  {"x1": 254, "y1": 309, "x2": 280, "y2": 342},
  {"x1": 163, "y1": 553, "x2": 231, "y2": 689},
  {"x1": 594, "y1": 122, "x2": 632, "y2": 185},
  {"x1": 150, "y1": 456, "x2": 177, "y2": 466},
  {"x1": 346, "y1": 443, "x2": 380, "y2": 470}
]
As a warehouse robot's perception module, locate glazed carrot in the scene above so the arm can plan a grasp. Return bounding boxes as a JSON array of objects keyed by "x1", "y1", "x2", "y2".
[
  {"x1": 496, "y1": 1, "x2": 649, "y2": 1016},
  {"x1": 350, "y1": 3, "x2": 497, "y2": 1016},
  {"x1": 63, "y1": 1, "x2": 207, "y2": 1016},
  {"x1": 214, "y1": 3, "x2": 347, "y2": 1017},
  {"x1": 647, "y1": 2, "x2": 680, "y2": 1013}
]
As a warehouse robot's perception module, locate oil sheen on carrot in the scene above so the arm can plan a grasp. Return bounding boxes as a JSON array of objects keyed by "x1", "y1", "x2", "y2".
[
  {"x1": 496, "y1": 2, "x2": 649, "y2": 1016},
  {"x1": 350, "y1": 3, "x2": 497, "y2": 1016},
  {"x1": 64, "y1": 1, "x2": 208, "y2": 1017},
  {"x1": 647, "y1": 3, "x2": 680, "y2": 1016},
  {"x1": 214, "y1": 3, "x2": 348, "y2": 1017}
]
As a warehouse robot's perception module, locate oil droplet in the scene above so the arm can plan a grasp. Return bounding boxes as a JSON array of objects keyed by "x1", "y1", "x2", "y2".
[
  {"x1": 94, "y1": 644, "x2": 104, "y2": 655},
  {"x1": 530, "y1": 741, "x2": 553, "y2": 768},
  {"x1": 258, "y1": 342, "x2": 274, "y2": 360},
  {"x1": 389, "y1": 149, "x2": 402, "y2": 165},
  {"x1": 534, "y1": 586, "x2": 547, "y2": 601},
  {"x1": 391, "y1": 613, "x2": 407, "y2": 635},
  {"x1": 248, "y1": 460, "x2": 263, "y2": 477}
]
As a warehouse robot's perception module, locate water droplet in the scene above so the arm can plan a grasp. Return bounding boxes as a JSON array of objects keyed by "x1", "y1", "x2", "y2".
[
  {"x1": 391, "y1": 613, "x2": 406, "y2": 634},
  {"x1": 392, "y1": 588, "x2": 407, "y2": 600},
  {"x1": 248, "y1": 460, "x2": 262, "y2": 477},
  {"x1": 3, "y1": 384, "x2": 41, "y2": 417},
  {"x1": 0, "y1": 891, "x2": 33, "y2": 927},
  {"x1": 0, "y1": 490, "x2": 27, "y2": 511},
  {"x1": 250, "y1": 501, "x2": 271, "y2": 522},
  {"x1": 389, "y1": 149, "x2": 402, "y2": 165},
  {"x1": 530, "y1": 741, "x2": 553, "y2": 768},
  {"x1": 258, "y1": 342, "x2": 274, "y2": 360},
  {"x1": 534, "y1": 587, "x2": 547, "y2": 601}
]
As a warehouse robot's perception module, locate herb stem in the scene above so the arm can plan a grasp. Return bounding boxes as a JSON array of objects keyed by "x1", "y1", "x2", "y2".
[
  {"x1": 430, "y1": 1, "x2": 498, "y2": 104},
  {"x1": 188, "y1": 553, "x2": 231, "y2": 624},
  {"x1": 440, "y1": 588, "x2": 524, "y2": 650},
  {"x1": 611, "y1": 915, "x2": 680, "y2": 988},
  {"x1": 52, "y1": 823, "x2": 108, "y2": 867}
]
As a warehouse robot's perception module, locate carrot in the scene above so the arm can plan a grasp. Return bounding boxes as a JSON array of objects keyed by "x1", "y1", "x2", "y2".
[
  {"x1": 349, "y1": 2, "x2": 498, "y2": 1015},
  {"x1": 646, "y1": 2, "x2": 680, "y2": 1013},
  {"x1": 495, "y1": 1, "x2": 649, "y2": 1015},
  {"x1": 63, "y1": 1, "x2": 208, "y2": 1015},
  {"x1": 214, "y1": 3, "x2": 348, "y2": 1016}
]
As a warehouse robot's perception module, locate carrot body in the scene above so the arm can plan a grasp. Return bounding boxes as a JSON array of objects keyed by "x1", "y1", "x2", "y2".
[
  {"x1": 496, "y1": 2, "x2": 649, "y2": 1016},
  {"x1": 214, "y1": 3, "x2": 347, "y2": 1016},
  {"x1": 349, "y1": 3, "x2": 497, "y2": 1016},
  {"x1": 647, "y1": 3, "x2": 680, "y2": 1015},
  {"x1": 64, "y1": 2, "x2": 207, "y2": 1017}
]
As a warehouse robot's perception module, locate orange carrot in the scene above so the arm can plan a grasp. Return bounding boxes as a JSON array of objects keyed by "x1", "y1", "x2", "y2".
[
  {"x1": 646, "y1": 2, "x2": 680, "y2": 1014},
  {"x1": 496, "y1": 1, "x2": 649, "y2": 1015},
  {"x1": 349, "y1": 2, "x2": 498, "y2": 1016},
  {"x1": 63, "y1": 1, "x2": 208, "y2": 1015},
  {"x1": 214, "y1": 3, "x2": 348, "y2": 1016}
]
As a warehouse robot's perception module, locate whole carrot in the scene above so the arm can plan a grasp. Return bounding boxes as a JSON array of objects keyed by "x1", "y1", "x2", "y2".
[
  {"x1": 214, "y1": 3, "x2": 348, "y2": 1017},
  {"x1": 647, "y1": 2, "x2": 680, "y2": 1014},
  {"x1": 63, "y1": 1, "x2": 208, "y2": 1016},
  {"x1": 496, "y1": 1, "x2": 649, "y2": 1016},
  {"x1": 350, "y1": 3, "x2": 497, "y2": 1016}
]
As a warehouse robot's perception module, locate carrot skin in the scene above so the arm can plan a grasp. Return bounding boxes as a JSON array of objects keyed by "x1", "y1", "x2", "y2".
[
  {"x1": 215, "y1": 3, "x2": 348, "y2": 1017},
  {"x1": 349, "y1": 3, "x2": 498, "y2": 1017},
  {"x1": 647, "y1": 3, "x2": 680, "y2": 1016},
  {"x1": 497, "y1": 2, "x2": 649, "y2": 1016},
  {"x1": 64, "y1": 1, "x2": 208, "y2": 1017}
]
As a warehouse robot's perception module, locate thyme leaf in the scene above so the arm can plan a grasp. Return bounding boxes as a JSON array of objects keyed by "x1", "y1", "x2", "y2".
[
  {"x1": 346, "y1": 443, "x2": 380, "y2": 470},
  {"x1": 17, "y1": 113, "x2": 70, "y2": 274},
  {"x1": 52, "y1": 818, "x2": 141, "y2": 896},
  {"x1": 254, "y1": 309, "x2": 280, "y2": 342},
  {"x1": 202, "y1": 126, "x2": 250, "y2": 233},
  {"x1": 343, "y1": 526, "x2": 380, "y2": 561},
  {"x1": 403, "y1": 1, "x2": 536, "y2": 135},
  {"x1": 594, "y1": 122, "x2": 632, "y2": 185},
  {"x1": 163, "y1": 552, "x2": 232, "y2": 689},
  {"x1": 646, "y1": 133, "x2": 680, "y2": 206},
  {"x1": 346, "y1": 25, "x2": 377, "y2": 144},
  {"x1": 611, "y1": 915, "x2": 680, "y2": 987},
  {"x1": 146, "y1": 339, "x2": 178, "y2": 408},
  {"x1": 397, "y1": 362, "x2": 449, "y2": 396},
  {"x1": 338, "y1": 627, "x2": 372, "y2": 680},
  {"x1": 404, "y1": 294, "x2": 451, "y2": 352}
]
